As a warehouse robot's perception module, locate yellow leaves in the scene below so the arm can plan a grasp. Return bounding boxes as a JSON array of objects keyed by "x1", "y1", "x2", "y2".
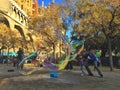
[
  {"x1": 34, "y1": 38, "x2": 42, "y2": 49},
  {"x1": 114, "y1": 16, "x2": 120, "y2": 24},
  {"x1": 0, "y1": 23, "x2": 21, "y2": 47},
  {"x1": 0, "y1": 23, "x2": 9, "y2": 32},
  {"x1": 104, "y1": 0, "x2": 120, "y2": 7},
  {"x1": 93, "y1": 12, "x2": 99, "y2": 18},
  {"x1": 76, "y1": 0, "x2": 120, "y2": 38},
  {"x1": 30, "y1": 4, "x2": 64, "y2": 50},
  {"x1": 0, "y1": 23, "x2": 10, "y2": 39}
]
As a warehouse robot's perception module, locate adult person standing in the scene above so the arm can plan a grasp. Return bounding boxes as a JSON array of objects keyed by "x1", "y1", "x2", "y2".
[
  {"x1": 17, "y1": 48, "x2": 24, "y2": 69},
  {"x1": 84, "y1": 48, "x2": 103, "y2": 77}
]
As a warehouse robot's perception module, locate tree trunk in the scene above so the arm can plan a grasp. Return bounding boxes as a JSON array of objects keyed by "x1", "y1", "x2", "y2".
[
  {"x1": 12, "y1": 45, "x2": 15, "y2": 52},
  {"x1": 67, "y1": 46, "x2": 70, "y2": 55},
  {"x1": 53, "y1": 44, "x2": 56, "y2": 59},
  {"x1": 7, "y1": 47, "x2": 10, "y2": 57},
  {"x1": 31, "y1": 42, "x2": 35, "y2": 51},
  {"x1": 107, "y1": 37, "x2": 114, "y2": 71},
  {"x1": 101, "y1": 42, "x2": 107, "y2": 57},
  {"x1": 59, "y1": 40, "x2": 62, "y2": 57}
]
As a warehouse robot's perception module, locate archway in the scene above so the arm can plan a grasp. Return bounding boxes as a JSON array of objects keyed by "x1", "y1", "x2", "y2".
[
  {"x1": 0, "y1": 14, "x2": 10, "y2": 27},
  {"x1": 14, "y1": 25, "x2": 25, "y2": 38},
  {"x1": 14, "y1": 25, "x2": 28, "y2": 51}
]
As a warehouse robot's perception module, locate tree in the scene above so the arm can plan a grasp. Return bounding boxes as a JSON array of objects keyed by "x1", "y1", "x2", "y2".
[
  {"x1": 0, "y1": 23, "x2": 22, "y2": 54},
  {"x1": 29, "y1": 4, "x2": 64, "y2": 59},
  {"x1": 76, "y1": 0, "x2": 120, "y2": 71}
]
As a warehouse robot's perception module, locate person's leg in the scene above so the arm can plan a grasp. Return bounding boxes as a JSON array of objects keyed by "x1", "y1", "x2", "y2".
[
  {"x1": 13, "y1": 62, "x2": 15, "y2": 67},
  {"x1": 94, "y1": 61, "x2": 103, "y2": 77},
  {"x1": 80, "y1": 59, "x2": 85, "y2": 76},
  {"x1": 69, "y1": 61, "x2": 73, "y2": 70},
  {"x1": 84, "y1": 60, "x2": 93, "y2": 76},
  {"x1": 21, "y1": 63, "x2": 23, "y2": 69},
  {"x1": 68, "y1": 62, "x2": 71, "y2": 70},
  {"x1": 81, "y1": 64, "x2": 85, "y2": 76},
  {"x1": 65, "y1": 62, "x2": 69, "y2": 70},
  {"x1": 17, "y1": 59, "x2": 20, "y2": 69},
  {"x1": 20, "y1": 60, "x2": 24, "y2": 69}
]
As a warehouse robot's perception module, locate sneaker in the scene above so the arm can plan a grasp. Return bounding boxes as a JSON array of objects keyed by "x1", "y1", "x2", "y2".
[
  {"x1": 88, "y1": 73, "x2": 94, "y2": 76},
  {"x1": 81, "y1": 73, "x2": 84, "y2": 76},
  {"x1": 100, "y1": 74, "x2": 103, "y2": 78}
]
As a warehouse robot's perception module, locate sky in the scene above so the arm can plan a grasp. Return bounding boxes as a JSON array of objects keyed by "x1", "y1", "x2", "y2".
[{"x1": 38, "y1": 0, "x2": 62, "y2": 7}]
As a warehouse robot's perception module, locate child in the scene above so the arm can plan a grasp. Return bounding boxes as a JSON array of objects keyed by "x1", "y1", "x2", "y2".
[
  {"x1": 13, "y1": 58, "x2": 17, "y2": 67},
  {"x1": 76, "y1": 54, "x2": 86, "y2": 76}
]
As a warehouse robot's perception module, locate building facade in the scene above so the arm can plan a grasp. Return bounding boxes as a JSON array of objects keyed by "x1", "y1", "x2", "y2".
[
  {"x1": 32, "y1": 0, "x2": 39, "y2": 16},
  {"x1": 14, "y1": 0, "x2": 38, "y2": 17}
]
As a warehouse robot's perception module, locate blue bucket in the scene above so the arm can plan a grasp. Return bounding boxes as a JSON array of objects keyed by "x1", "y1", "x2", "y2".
[{"x1": 50, "y1": 72, "x2": 58, "y2": 78}]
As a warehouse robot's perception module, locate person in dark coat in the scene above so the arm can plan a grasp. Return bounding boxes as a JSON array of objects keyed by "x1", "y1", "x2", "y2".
[
  {"x1": 17, "y1": 48, "x2": 24, "y2": 69},
  {"x1": 84, "y1": 49, "x2": 103, "y2": 77}
]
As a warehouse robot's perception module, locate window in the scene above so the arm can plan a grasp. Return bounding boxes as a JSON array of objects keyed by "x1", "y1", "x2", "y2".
[{"x1": 21, "y1": 5, "x2": 23, "y2": 9}]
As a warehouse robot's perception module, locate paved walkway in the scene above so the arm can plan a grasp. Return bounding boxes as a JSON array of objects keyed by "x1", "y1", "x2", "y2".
[{"x1": 0, "y1": 64, "x2": 120, "y2": 90}]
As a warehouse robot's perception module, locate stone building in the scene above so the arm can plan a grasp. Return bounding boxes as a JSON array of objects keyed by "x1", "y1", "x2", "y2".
[{"x1": 14, "y1": 0, "x2": 38, "y2": 17}]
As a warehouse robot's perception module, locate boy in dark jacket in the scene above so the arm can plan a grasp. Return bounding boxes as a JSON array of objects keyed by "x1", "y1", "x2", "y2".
[{"x1": 84, "y1": 49, "x2": 103, "y2": 77}]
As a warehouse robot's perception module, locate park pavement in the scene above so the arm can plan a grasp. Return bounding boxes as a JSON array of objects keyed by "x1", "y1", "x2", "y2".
[{"x1": 0, "y1": 64, "x2": 120, "y2": 90}]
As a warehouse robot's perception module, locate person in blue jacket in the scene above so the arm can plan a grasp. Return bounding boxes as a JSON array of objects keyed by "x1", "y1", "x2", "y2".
[{"x1": 84, "y1": 48, "x2": 103, "y2": 77}]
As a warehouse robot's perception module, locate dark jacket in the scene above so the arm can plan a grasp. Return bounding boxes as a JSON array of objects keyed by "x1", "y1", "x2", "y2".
[{"x1": 17, "y1": 49, "x2": 24, "y2": 60}]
